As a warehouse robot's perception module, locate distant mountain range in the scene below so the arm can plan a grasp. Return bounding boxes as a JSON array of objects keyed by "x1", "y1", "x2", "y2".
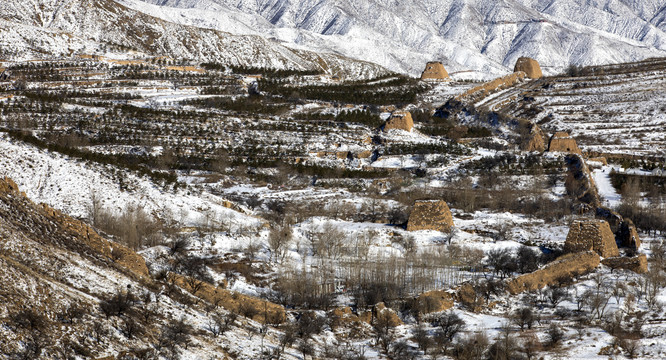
[{"x1": 2, "y1": 0, "x2": 666, "y2": 78}]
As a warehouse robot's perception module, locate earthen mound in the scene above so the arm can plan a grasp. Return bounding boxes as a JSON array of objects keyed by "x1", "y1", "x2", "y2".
[
  {"x1": 565, "y1": 219, "x2": 619, "y2": 258},
  {"x1": 384, "y1": 111, "x2": 414, "y2": 132},
  {"x1": 421, "y1": 62, "x2": 450, "y2": 81},
  {"x1": 514, "y1": 57, "x2": 543, "y2": 79},
  {"x1": 407, "y1": 200, "x2": 454, "y2": 232},
  {"x1": 507, "y1": 251, "x2": 600, "y2": 294}
]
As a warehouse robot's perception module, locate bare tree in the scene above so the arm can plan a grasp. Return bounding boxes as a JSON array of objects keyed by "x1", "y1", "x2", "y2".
[{"x1": 268, "y1": 224, "x2": 293, "y2": 263}]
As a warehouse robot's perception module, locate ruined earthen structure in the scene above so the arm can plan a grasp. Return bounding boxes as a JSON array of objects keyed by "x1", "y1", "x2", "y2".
[
  {"x1": 416, "y1": 290, "x2": 454, "y2": 314},
  {"x1": 421, "y1": 62, "x2": 450, "y2": 81},
  {"x1": 617, "y1": 219, "x2": 641, "y2": 250},
  {"x1": 384, "y1": 111, "x2": 414, "y2": 132},
  {"x1": 565, "y1": 219, "x2": 619, "y2": 258},
  {"x1": 565, "y1": 154, "x2": 600, "y2": 208},
  {"x1": 514, "y1": 57, "x2": 543, "y2": 79},
  {"x1": 455, "y1": 72, "x2": 527, "y2": 102},
  {"x1": 407, "y1": 200, "x2": 454, "y2": 232},
  {"x1": 602, "y1": 254, "x2": 648, "y2": 274},
  {"x1": 520, "y1": 122, "x2": 546, "y2": 152},
  {"x1": 548, "y1": 132, "x2": 581, "y2": 154},
  {"x1": 507, "y1": 251, "x2": 600, "y2": 294}
]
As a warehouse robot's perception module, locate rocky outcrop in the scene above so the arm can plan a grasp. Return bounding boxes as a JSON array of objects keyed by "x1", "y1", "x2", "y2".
[
  {"x1": 507, "y1": 251, "x2": 600, "y2": 294},
  {"x1": 384, "y1": 111, "x2": 414, "y2": 132},
  {"x1": 421, "y1": 62, "x2": 450, "y2": 81},
  {"x1": 514, "y1": 57, "x2": 543, "y2": 79},
  {"x1": 565, "y1": 219, "x2": 619, "y2": 258},
  {"x1": 407, "y1": 200, "x2": 454, "y2": 233},
  {"x1": 548, "y1": 132, "x2": 581, "y2": 154},
  {"x1": 602, "y1": 254, "x2": 648, "y2": 274}
]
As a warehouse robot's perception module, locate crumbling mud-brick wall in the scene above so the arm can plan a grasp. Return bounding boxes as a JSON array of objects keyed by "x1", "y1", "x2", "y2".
[
  {"x1": 407, "y1": 200, "x2": 454, "y2": 232},
  {"x1": 507, "y1": 251, "x2": 600, "y2": 294},
  {"x1": 455, "y1": 72, "x2": 527, "y2": 103},
  {"x1": 565, "y1": 219, "x2": 619, "y2": 258},
  {"x1": 602, "y1": 254, "x2": 647, "y2": 274},
  {"x1": 384, "y1": 111, "x2": 414, "y2": 132},
  {"x1": 514, "y1": 57, "x2": 543, "y2": 79}
]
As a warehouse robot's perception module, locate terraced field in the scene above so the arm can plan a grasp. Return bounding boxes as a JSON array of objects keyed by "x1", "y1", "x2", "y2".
[{"x1": 476, "y1": 58, "x2": 666, "y2": 159}]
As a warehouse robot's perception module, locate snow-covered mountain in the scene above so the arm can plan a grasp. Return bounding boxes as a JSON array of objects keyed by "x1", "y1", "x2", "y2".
[
  {"x1": 0, "y1": 0, "x2": 388, "y2": 79},
  {"x1": 3, "y1": 0, "x2": 666, "y2": 78},
  {"x1": 118, "y1": 0, "x2": 666, "y2": 77}
]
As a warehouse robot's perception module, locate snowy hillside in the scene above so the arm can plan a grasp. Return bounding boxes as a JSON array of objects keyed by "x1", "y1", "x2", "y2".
[
  {"x1": 120, "y1": 0, "x2": 666, "y2": 77},
  {"x1": 0, "y1": 0, "x2": 388, "y2": 79}
]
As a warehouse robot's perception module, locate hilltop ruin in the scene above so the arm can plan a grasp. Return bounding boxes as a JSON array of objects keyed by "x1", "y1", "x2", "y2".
[
  {"x1": 421, "y1": 62, "x2": 450, "y2": 81},
  {"x1": 514, "y1": 57, "x2": 543, "y2": 79}
]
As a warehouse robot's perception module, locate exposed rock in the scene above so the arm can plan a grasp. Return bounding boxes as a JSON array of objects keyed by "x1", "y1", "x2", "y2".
[
  {"x1": 407, "y1": 200, "x2": 454, "y2": 233},
  {"x1": 0, "y1": 176, "x2": 18, "y2": 193},
  {"x1": 602, "y1": 254, "x2": 648, "y2": 274},
  {"x1": 617, "y1": 219, "x2": 641, "y2": 250},
  {"x1": 514, "y1": 57, "x2": 543, "y2": 79},
  {"x1": 416, "y1": 290, "x2": 454, "y2": 314},
  {"x1": 357, "y1": 150, "x2": 373, "y2": 159},
  {"x1": 421, "y1": 62, "x2": 450, "y2": 81},
  {"x1": 507, "y1": 251, "x2": 600, "y2": 294},
  {"x1": 384, "y1": 111, "x2": 414, "y2": 132},
  {"x1": 565, "y1": 219, "x2": 619, "y2": 258},
  {"x1": 548, "y1": 132, "x2": 581, "y2": 154}
]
